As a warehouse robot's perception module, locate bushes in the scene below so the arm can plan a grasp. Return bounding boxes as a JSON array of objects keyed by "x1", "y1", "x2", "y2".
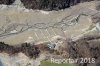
[
  {"x1": 0, "y1": 0, "x2": 15, "y2": 5},
  {"x1": 20, "y1": 0, "x2": 71, "y2": 10},
  {"x1": 0, "y1": 42, "x2": 40, "y2": 58},
  {"x1": 0, "y1": 0, "x2": 97, "y2": 10},
  {"x1": 20, "y1": 0, "x2": 95, "y2": 10},
  {"x1": 67, "y1": 35, "x2": 100, "y2": 66}
]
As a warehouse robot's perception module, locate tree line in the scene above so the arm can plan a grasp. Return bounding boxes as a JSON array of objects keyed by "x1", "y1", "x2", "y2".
[
  {"x1": 0, "y1": 0, "x2": 94, "y2": 10},
  {"x1": 0, "y1": 42, "x2": 40, "y2": 59}
]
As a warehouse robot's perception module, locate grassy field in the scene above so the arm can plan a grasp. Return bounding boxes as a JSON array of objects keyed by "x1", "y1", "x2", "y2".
[{"x1": 41, "y1": 61, "x2": 73, "y2": 66}]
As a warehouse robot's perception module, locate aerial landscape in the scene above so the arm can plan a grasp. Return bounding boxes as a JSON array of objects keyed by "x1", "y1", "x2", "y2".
[{"x1": 0, "y1": 0, "x2": 100, "y2": 66}]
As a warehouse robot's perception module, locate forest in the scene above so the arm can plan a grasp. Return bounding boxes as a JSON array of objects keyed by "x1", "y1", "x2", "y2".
[{"x1": 0, "y1": 0, "x2": 94, "y2": 10}]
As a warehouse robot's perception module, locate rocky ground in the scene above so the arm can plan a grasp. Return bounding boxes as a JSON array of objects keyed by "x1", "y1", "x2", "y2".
[
  {"x1": 0, "y1": 1, "x2": 99, "y2": 44},
  {"x1": 0, "y1": 0, "x2": 100, "y2": 66}
]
